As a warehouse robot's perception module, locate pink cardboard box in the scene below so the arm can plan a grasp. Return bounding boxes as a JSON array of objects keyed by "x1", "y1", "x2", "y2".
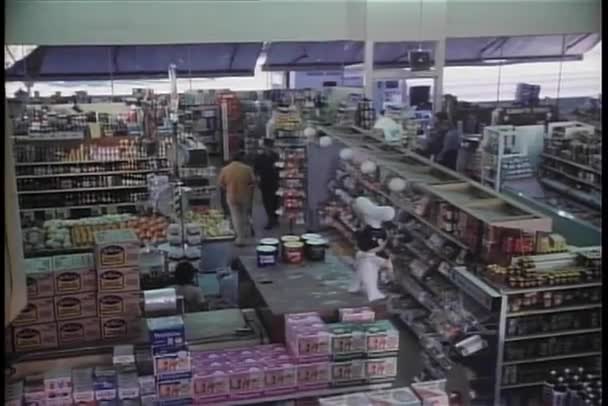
[
  {"x1": 263, "y1": 361, "x2": 297, "y2": 396},
  {"x1": 286, "y1": 326, "x2": 331, "y2": 363},
  {"x1": 192, "y1": 369, "x2": 231, "y2": 403},
  {"x1": 228, "y1": 365, "x2": 265, "y2": 400},
  {"x1": 364, "y1": 357, "x2": 398, "y2": 382},
  {"x1": 411, "y1": 380, "x2": 449, "y2": 406},
  {"x1": 339, "y1": 307, "x2": 375, "y2": 323},
  {"x1": 57, "y1": 318, "x2": 101, "y2": 346},
  {"x1": 12, "y1": 297, "x2": 56, "y2": 326},
  {"x1": 296, "y1": 362, "x2": 331, "y2": 391}
]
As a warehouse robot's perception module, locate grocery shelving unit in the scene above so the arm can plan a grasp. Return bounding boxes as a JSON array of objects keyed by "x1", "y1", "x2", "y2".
[
  {"x1": 488, "y1": 248, "x2": 602, "y2": 406},
  {"x1": 242, "y1": 99, "x2": 273, "y2": 155},
  {"x1": 480, "y1": 125, "x2": 534, "y2": 192},
  {"x1": 179, "y1": 102, "x2": 221, "y2": 156},
  {"x1": 318, "y1": 125, "x2": 508, "y2": 403},
  {"x1": 273, "y1": 107, "x2": 307, "y2": 232},
  {"x1": 275, "y1": 131, "x2": 308, "y2": 232},
  {"x1": 320, "y1": 125, "x2": 552, "y2": 260},
  {"x1": 14, "y1": 139, "x2": 170, "y2": 218},
  {"x1": 317, "y1": 124, "x2": 593, "y2": 406},
  {"x1": 538, "y1": 121, "x2": 601, "y2": 211}
]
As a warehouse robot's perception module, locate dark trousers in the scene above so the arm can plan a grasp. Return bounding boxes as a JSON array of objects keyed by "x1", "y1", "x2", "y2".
[
  {"x1": 438, "y1": 149, "x2": 458, "y2": 171},
  {"x1": 260, "y1": 186, "x2": 279, "y2": 225},
  {"x1": 220, "y1": 189, "x2": 230, "y2": 218}
]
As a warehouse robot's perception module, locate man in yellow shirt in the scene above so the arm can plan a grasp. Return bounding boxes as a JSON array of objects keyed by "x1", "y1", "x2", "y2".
[{"x1": 218, "y1": 151, "x2": 256, "y2": 246}]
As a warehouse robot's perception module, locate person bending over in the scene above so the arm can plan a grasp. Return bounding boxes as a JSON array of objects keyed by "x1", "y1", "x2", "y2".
[
  {"x1": 171, "y1": 261, "x2": 206, "y2": 312},
  {"x1": 254, "y1": 138, "x2": 280, "y2": 230}
]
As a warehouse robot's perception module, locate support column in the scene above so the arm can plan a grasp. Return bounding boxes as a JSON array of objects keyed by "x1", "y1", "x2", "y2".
[
  {"x1": 433, "y1": 38, "x2": 446, "y2": 113},
  {"x1": 363, "y1": 41, "x2": 374, "y2": 99}
]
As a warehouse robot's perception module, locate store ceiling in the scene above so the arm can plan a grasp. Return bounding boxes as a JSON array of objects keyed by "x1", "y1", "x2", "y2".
[
  {"x1": 5, "y1": 34, "x2": 600, "y2": 81},
  {"x1": 5, "y1": 43, "x2": 263, "y2": 81}
]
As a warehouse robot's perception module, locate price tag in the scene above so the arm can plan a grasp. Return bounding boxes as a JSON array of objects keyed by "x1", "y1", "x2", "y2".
[
  {"x1": 106, "y1": 205, "x2": 118, "y2": 215},
  {"x1": 91, "y1": 207, "x2": 102, "y2": 217}
]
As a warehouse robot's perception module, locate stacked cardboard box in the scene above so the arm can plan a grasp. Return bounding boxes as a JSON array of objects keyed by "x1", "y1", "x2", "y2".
[
  {"x1": 94, "y1": 229, "x2": 142, "y2": 341},
  {"x1": 284, "y1": 308, "x2": 400, "y2": 390},
  {"x1": 9, "y1": 228, "x2": 144, "y2": 353},
  {"x1": 53, "y1": 253, "x2": 99, "y2": 347},
  {"x1": 11, "y1": 253, "x2": 100, "y2": 352},
  {"x1": 11, "y1": 256, "x2": 58, "y2": 352},
  {"x1": 147, "y1": 315, "x2": 192, "y2": 406}
]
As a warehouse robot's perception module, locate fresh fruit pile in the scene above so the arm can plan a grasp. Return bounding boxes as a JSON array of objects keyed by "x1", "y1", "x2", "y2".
[
  {"x1": 23, "y1": 214, "x2": 171, "y2": 252},
  {"x1": 185, "y1": 209, "x2": 234, "y2": 238},
  {"x1": 128, "y1": 215, "x2": 169, "y2": 243},
  {"x1": 68, "y1": 214, "x2": 134, "y2": 247}
]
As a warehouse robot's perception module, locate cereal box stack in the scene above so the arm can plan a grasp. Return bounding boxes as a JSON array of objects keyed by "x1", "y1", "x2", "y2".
[
  {"x1": 94, "y1": 229, "x2": 142, "y2": 341},
  {"x1": 146, "y1": 315, "x2": 192, "y2": 405}
]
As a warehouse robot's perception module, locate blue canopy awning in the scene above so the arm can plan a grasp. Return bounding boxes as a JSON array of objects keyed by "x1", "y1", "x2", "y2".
[
  {"x1": 262, "y1": 34, "x2": 599, "y2": 71},
  {"x1": 374, "y1": 34, "x2": 600, "y2": 68},
  {"x1": 262, "y1": 41, "x2": 364, "y2": 71},
  {"x1": 5, "y1": 43, "x2": 263, "y2": 82}
]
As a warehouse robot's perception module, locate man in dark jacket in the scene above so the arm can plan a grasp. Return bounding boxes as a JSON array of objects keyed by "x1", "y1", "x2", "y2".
[
  {"x1": 418, "y1": 112, "x2": 450, "y2": 159},
  {"x1": 254, "y1": 138, "x2": 280, "y2": 230}
]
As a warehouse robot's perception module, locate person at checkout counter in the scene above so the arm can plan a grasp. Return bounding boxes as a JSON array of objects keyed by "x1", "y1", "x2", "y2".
[
  {"x1": 170, "y1": 261, "x2": 207, "y2": 312},
  {"x1": 418, "y1": 112, "x2": 461, "y2": 170}
]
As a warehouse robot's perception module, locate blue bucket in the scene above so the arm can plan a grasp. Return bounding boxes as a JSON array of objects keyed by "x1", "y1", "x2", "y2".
[{"x1": 257, "y1": 245, "x2": 278, "y2": 267}]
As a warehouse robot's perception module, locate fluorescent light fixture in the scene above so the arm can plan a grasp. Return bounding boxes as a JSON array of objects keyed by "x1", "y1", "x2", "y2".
[
  {"x1": 482, "y1": 59, "x2": 508, "y2": 64},
  {"x1": 557, "y1": 210, "x2": 574, "y2": 219}
]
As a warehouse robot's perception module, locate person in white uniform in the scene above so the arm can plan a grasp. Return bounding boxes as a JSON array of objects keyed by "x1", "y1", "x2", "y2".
[{"x1": 348, "y1": 197, "x2": 395, "y2": 302}]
